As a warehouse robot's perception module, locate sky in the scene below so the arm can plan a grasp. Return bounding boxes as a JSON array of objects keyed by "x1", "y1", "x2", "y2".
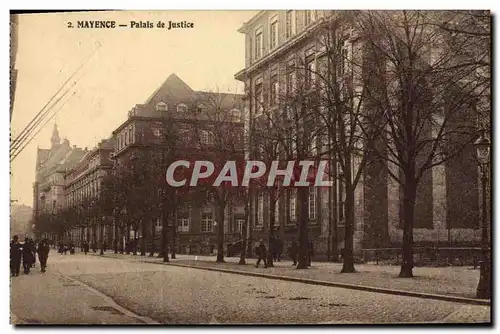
[{"x1": 10, "y1": 10, "x2": 258, "y2": 206}]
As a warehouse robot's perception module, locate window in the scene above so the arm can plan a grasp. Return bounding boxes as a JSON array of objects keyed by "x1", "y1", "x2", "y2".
[
  {"x1": 200, "y1": 130, "x2": 213, "y2": 145},
  {"x1": 201, "y1": 214, "x2": 213, "y2": 232},
  {"x1": 286, "y1": 10, "x2": 295, "y2": 39},
  {"x1": 270, "y1": 17, "x2": 278, "y2": 49},
  {"x1": 289, "y1": 191, "x2": 296, "y2": 221},
  {"x1": 231, "y1": 108, "x2": 242, "y2": 121},
  {"x1": 305, "y1": 56, "x2": 316, "y2": 89},
  {"x1": 255, "y1": 28, "x2": 263, "y2": 59},
  {"x1": 155, "y1": 101, "x2": 168, "y2": 112},
  {"x1": 178, "y1": 218, "x2": 190, "y2": 232},
  {"x1": 309, "y1": 187, "x2": 317, "y2": 220},
  {"x1": 257, "y1": 195, "x2": 264, "y2": 226},
  {"x1": 177, "y1": 103, "x2": 188, "y2": 113},
  {"x1": 270, "y1": 73, "x2": 279, "y2": 106},
  {"x1": 235, "y1": 219, "x2": 244, "y2": 233},
  {"x1": 340, "y1": 45, "x2": 349, "y2": 76},
  {"x1": 124, "y1": 130, "x2": 129, "y2": 145},
  {"x1": 197, "y1": 104, "x2": 206, "y2": 113},
  {"x1": 286, "y1": 60, "x2": 296, "y2": 94},
  {"x1": 255, "y1": 81, "x2": 263, "y2": 116},
  {"x1": 129, "y1": 125, "x2": 134, "y2": 143}
]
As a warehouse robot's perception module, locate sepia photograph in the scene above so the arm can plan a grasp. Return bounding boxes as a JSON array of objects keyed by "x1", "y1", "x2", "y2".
[{"x1": 9, "y1": 8, "x2": 492, "y2": 325}]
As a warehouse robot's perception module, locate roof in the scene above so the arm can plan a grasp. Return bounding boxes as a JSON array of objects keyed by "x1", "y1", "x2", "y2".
[
  {"x1": 58, "y1": 147, "x2": 86, "y2": 171},
  {"x1": 135, "y1": 73, "x2": 244, "y2": 119},
  {"x1": 37, "y1": 148, "x2": 50, "y2": 165}
]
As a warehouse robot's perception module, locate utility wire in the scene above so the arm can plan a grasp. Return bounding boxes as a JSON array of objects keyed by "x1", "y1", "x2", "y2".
[
  {"x1": 10, "y1": 90, "x2": 78, "y2": 163},
  {"x1": 11, "y1": 42, "x2": 101, "y2": 152},
  {"x1": 10, "y1": 85, "x2": 73, "y2": 157},
  {"x1": 11, "y1": 65, "x2": 90, "y2": 161}
]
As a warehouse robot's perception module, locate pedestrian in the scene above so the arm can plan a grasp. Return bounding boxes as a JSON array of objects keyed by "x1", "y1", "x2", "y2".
[
  {"x1": 275, "y1": 235, "x2": 283, "y2": 262},
  {"x1": 10, "y1": 235, "x2": 22, "y2": 277},
  {"x1": 289, "y1": 237, "x2": 298, "y2": 266},
  {"x1": 37, "y1": 239, "x2": 50, "y2": 273},
  {"x1": 83, "y1": 240, "x2": 89, "y2": 254},
  {"x1": 255, "y1": 239, "x2": 268, "y2": 268},
  {"x1": 307, "y1": 240, "x2": 314, "y2": 266},
  {"x1": 22, "y1": 237, "x2": 35, "y2": 274}
]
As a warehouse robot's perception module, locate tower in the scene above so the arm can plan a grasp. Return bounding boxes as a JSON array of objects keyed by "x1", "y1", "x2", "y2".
[{"x1": 51, "y1": 123, "x2": 60, "y2": 148}]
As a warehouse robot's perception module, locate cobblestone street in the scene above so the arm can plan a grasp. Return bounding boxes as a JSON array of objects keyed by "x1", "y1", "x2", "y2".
[
  {"x1": 10, "y1": 253, "x2": 491, "y2": 324},
  {"x1": 90, "y1": 252, "x2": 486, "y2": 299}
]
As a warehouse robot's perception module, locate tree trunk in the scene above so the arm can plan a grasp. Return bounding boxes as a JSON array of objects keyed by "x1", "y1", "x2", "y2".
[
  {"x1": 81, "y1": 227, "x2": 85, "y2": 252},
  {"x1": 140, "y1": 219, "x2": 147, "y2": 256},
  {"x1": 162, "y1": 210, "x2": 170, "y2": 262},
  {"x1": 399, "y1": 177, "x2": 416, "y2": 278},
  {"x1": 125, "y1": 224, "x2": 130, "y2": 254},
  {"x1": 149, "y1": 218, "x2": 155, "y2": 257},
  {"x1": 99, "y1": 223, "x2": 104, "y2": 255},
  {"x1": 246, "y1": 192, "x2": 254, "y2": 258},
  {"x1": 171, "y1": 207, "x2": 177, "y2": 259},
  {"x1": 341, "y1": 183, "x2": 356, "y2": 273},
  {"x1": 267, "y1": 191, "x2": 276, "y2": 267},
  {"x1": 296, "y1": 187, "x2": 309, "y2": 269},
  {"x1": 216, "y1": 202, "x2": 226, "y2": 263},
  {"x1": 239, "y1": 193, "x2": 250, "y2": 265}
]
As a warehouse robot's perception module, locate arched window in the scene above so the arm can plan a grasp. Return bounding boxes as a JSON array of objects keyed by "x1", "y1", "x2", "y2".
[
  {"x1": 155, "y1": 101, "x2": 168, "y2": 112},
  {"x1": 177, "y1": 103, "x2": 188, "y2": 113}
]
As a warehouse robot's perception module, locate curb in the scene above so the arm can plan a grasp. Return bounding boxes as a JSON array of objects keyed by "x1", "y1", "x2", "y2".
[{"x1": 94, "y1": 253, "x2": 491, "y2": 307}]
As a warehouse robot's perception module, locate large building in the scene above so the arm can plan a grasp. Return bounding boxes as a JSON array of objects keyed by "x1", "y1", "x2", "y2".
[
  {"x1": 33, "y1": 124, "x2": 86, "y2": 224},
  {"x1": 64, "y1": 137, "x2": 115, "y2": 246},
  {"x1": 111, "y1": 73, "x2": 246, "y2": 254},
  {"x1": 234, "y1": 10, "x2": 483, "y2": 257}
]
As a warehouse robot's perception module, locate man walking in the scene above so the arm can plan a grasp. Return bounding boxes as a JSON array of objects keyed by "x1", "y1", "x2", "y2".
[
  {"x1": 22, "y1": 237, "x2": 35, "y2": 274},
  {"x1": 255, "y1": 240, "x2": 268, "y2": 268},
  {"x1": 10, "y1": 235, "x2": 22, "y2": 277},
  {"x1": 37, "y1": 239, "x2": 50, "y2": 273}
]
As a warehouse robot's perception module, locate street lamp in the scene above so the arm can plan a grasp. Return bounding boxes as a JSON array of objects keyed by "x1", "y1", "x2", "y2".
[{"x1": 474, "y1": 129, "x2": 490, "y2": 299}]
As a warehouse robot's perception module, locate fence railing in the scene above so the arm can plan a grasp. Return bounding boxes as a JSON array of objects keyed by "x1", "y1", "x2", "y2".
[{"x1": 362, "y1": 247, "x2": 486, "y2": 268}]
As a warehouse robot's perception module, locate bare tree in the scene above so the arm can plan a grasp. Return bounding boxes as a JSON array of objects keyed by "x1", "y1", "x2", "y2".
[
  {"x1": 353, "y1": 10, "x2": 489, "y2": 277},
  {"x1": 189, "y1": 91, "x2": 245, "y2": 263}
]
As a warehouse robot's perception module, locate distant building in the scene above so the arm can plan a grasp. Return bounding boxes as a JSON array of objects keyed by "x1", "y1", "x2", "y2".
[
  {"x1": 64, "y1": 137, "x2": 115, "y2": 246},
  {"x1": 32, "y1": 124, "x2": 86, "y2": 228},
  {"x1": 111, "y1": 73, "x2": 245, "y2": 254}
]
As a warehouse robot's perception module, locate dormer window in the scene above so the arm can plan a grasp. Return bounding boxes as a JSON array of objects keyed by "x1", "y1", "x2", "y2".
[
  {"x1": 230, "y1": 108, "x2": 242, "y2": 121},
  {"x1": 197, "y1": 104, "x2": 206, "y2": 113},
  {"x1": 177, "y1": 103, "x2": 188, "y2": 113},
  {"x1": 155, "y1": 101, "x2": 168, "y2": 112}
]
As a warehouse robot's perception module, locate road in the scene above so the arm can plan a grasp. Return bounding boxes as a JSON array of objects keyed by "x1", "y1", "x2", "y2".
[{"x1": 10, "y1": 253, "x2": 491, "y2": 324}]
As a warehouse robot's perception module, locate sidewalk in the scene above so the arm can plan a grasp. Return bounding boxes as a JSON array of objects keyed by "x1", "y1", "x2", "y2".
[{"x1": 94, "y1": 251, "x2": 485, "y2": 302}]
